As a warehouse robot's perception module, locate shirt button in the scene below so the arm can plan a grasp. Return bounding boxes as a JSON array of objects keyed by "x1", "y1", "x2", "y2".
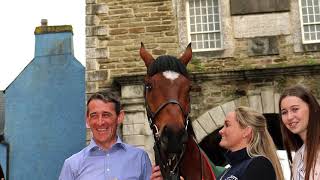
[
  {"x1": 107, "y1": 154, "x2": 109, "y2": 156},
  {"x1": 107, "y1": 168, "x2": 110, "y2": 171}
]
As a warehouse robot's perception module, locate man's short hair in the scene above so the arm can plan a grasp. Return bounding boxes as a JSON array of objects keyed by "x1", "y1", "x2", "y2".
[{"x1": 87, "y1": 91, "x2": 121, "y2": 115}]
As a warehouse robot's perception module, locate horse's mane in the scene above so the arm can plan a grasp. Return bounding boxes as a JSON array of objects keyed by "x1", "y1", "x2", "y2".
[{"x1": 147, "y1": 55, "x2": 189, "y2": 77}]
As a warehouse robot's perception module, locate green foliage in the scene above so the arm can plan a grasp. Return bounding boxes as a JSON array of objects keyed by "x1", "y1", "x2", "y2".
[
  {"x1": 275, "y1": 76, "x2": 287, "y2": 93},
  {"x1": 34, "y1": 25, "x2": 73, "y2": 35},
  {"x1": 188, "y1": 57, "x2": 204, "y2": 71},
  {"x1": 307, "y1": 58, "x2": 317, "y2": 65}
]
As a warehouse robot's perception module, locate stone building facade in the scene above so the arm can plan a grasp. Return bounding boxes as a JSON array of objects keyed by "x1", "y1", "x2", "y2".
[{"x1": 86, "y1": 0, "x2": 320, "y2": 160}]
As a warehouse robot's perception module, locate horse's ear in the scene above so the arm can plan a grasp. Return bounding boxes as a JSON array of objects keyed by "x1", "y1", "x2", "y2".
[
  {"x1": 179, "y1": 43, "x2": 192, "y2": 65},
  {"x1": 140, "y1": 42, "x2": 155, "y2": 68}
]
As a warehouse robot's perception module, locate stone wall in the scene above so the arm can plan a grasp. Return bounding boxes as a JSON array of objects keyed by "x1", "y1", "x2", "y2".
[
  {"x1": 86, "y1": 0, "x2": 180, "y2": 94},
  {"x1": 86, "y1": 0, "x2": 320, "y2": 94}
]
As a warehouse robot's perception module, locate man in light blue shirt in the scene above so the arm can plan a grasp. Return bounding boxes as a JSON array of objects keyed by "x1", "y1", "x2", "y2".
[{"x1": 59, "y1": 91, "x2": 152, "y2": 180}]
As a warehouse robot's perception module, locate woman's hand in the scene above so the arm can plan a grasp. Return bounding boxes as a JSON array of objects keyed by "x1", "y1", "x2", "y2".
[{"x1": 150, "y1": 165, "x2": 163, "y2": 180}]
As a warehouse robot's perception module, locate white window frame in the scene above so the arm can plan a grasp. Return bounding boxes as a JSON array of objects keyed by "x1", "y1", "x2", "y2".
[
  {"x1": 186, "y1": 0, "x2": 223, "y2": 52},
  {"x1": 299, "y1": 0, "x2": 320, "y2": 44}
]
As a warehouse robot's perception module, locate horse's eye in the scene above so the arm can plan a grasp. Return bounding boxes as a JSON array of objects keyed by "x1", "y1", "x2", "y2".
[{"x1": 145, "y1": 84, "x2": 152, "y2": 91}]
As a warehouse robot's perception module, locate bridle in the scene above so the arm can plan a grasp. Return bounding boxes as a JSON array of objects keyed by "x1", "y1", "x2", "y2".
[{"x1": 144, "y1": 76, "x2": 190, "y2": 180}]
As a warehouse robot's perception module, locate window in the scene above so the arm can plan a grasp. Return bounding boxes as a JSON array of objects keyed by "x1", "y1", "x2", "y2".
[
  {"x1": 299, "y1": 0, "x2": 320, "y2": 44},
  {"x1": 187, "y1": 0, "x2": 222, "y2": 51}
]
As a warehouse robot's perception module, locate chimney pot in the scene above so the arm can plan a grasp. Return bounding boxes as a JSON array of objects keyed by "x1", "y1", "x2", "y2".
[{"x1": 41, "y1": 19, "x2": 48, "y2": 26}]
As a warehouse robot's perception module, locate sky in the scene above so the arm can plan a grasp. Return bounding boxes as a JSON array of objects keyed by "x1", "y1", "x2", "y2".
[{"x1": 0, "y1": 0, "x2": 85, "y2": 90}]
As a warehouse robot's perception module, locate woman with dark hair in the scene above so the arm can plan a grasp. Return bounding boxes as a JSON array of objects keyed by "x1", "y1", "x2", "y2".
[{"x1": 279, "y1": 85, "x2": 320, "y2": 180}]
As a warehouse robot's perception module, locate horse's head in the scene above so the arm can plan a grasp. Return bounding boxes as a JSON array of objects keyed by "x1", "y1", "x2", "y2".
[{"x1": 140, "y1": 42, "x2": 192, "y2": 178}]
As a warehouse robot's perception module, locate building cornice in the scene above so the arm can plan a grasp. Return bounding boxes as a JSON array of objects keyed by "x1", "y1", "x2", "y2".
[{"x1": 114, "y1": 64, "x2": 320, "y2": 86}]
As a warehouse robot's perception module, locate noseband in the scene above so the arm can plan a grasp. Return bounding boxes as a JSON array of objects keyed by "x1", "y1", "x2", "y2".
[{"x1": 144, "y1": 82, "x2": 190, "y2": 179}]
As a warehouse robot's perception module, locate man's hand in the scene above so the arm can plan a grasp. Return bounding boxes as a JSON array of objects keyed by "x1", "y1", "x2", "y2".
[{"x1": 150, "y1": 165, "x2": 163, "y2": 180}]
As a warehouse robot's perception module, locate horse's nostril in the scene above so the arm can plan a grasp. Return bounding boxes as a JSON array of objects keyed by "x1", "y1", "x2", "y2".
[{"x1": 162, "y1": 134, "x2": 169, "y2": 144}]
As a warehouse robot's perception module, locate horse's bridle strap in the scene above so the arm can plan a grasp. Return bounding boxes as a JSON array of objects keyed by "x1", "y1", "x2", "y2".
[{"x1": 146, "y1": 99, "x2": 188, "y2": 121}]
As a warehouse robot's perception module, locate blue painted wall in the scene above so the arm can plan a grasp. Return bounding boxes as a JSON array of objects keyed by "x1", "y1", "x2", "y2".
[
  {"x1": 4, "y1": 26, "x2": 85, "y2": 180},
  {"x1": 1, "y1": 82, "x2": 7, "y2": 179},
  {"x1": 0, "y1": 143, "x2": 8, "y2": 179},
  {"x1": 0, "y1": 91, "x2": 4, "y2": 136}
]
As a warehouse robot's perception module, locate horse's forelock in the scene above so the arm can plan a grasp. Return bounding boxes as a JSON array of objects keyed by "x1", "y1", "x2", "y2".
[{"x1": 147, "y1": 55, "x2": 189, "y2": 77}]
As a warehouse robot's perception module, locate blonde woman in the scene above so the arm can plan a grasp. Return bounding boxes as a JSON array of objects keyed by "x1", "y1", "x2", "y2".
[{"x1": 218, "y1": 106, "x2": 284, "y2": 180}]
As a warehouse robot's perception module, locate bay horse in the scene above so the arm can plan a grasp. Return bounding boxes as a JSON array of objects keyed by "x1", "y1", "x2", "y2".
[{"x1": 140, "y1": 43, "x2": 216, "y2": 180}]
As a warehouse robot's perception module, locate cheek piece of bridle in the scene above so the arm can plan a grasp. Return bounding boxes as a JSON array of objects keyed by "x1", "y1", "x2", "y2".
[{"x1": 144, "y1": 85, "x2": 190, "y2": 180}]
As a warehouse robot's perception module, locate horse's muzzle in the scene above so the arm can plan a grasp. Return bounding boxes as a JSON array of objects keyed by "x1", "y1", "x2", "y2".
[{"x1": 160, "y1": 126, "x2": 188, "y2": 153}]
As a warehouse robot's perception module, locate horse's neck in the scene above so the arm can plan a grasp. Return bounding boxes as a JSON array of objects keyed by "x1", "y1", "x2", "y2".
[{"x1": 180, "y1": 135, "x2": 216, "y2": 180}]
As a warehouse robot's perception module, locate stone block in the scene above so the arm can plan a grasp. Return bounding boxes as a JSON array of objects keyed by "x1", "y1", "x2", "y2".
[
  {"x1": 221, "y1": 101, "x2": 236, "y2": 115},
  {"x1": 85, "y1": 82, "x2": 98, "y2": 93},
  {"x1": 123, "y1": 135, "x2": 145, "y2": 146},
  {"x1": 86, "y1": 27, "x2": 94, "y2": 36},
  {"x1": 95, "y1": 48, "x2": 109, "y2": 58},
  {"x1": 86, "y1": 128, "x2": 92, "y2": 141},
  {"x1": 133, "y1": 123, "x2": 146, "y2": 135},
  {"x1": 122, "y1": 124, "x2": 134, "y2": 135},
  {"x1": 122, "y1": 85, "x2": 144, "y2": 98},
  {"x1": 123, "y1": 113, "x2": 133, "y2": 125},
  {"x1": 144, "y1": 135, "x2": 155, "y2": 152},
  {"x1": 109, "y1": 29, "x2": 128, "y2": 35},
  {"x1": 248, "y1": 36, "x2": 279, "y2": 56},
  {"x1": 86, "y1": 4, "x2": 94, "y2": 15},
  {"x1": 86, "y1": 59, "x2": 98, "y2": 71},
  {"x1": 274, "y1": 93, "x2": 280, "y2": 113},
  {"x1": 109, "y1": 9, "x2": 132, "y2": 16},
  {"x1": 95, "y1": 4, "x2": 108, "y2": 15},
  {"x1": 234, "y1": 96, "x2": 250, "y2": 107},
  {"x1": 143, "y1": 17, "x2": 162, "y2": 22},
  {"x1": 261, "y1": 89, "x2": 275, "y2": 113},
  {"x1": 146, "y1": 25, "x2": 173, "y2": 32},
  {"x1": 94, "y1": 26, "x2": 108, "y2": 36},
  {"x1": 197, "y1": 112, "x2": 217, "y2": 134},
  {"x1": 208, "y1": 106, "x2": 226, "y2": 127},
  {"x1": 86, "y1": 0, "x2": 96, "y2": 4},
  {"x1": 129, "y1": 27, "x2": 145, "y2": 34},
  {"x1": 124, "y1": 104, "x2": 145, "y2": 112},
  {"x1": 144, "y1": 123, "x2": 152, "y2": 135},
  {"x1": 192, "y1": 120, "x2": 208, "y2": 142},
  {"x1": 86, "y1": 15, "x2": 100, "y2": 26},
  {"x1": 248, "y1": 95, "x2": 263, "y2": 113},
  {"x1": 156, "y1": 37, "x2": 177, "y2": 43},
  {"x1": 86, "y1": 70, "x2": 108, "y2": 81},
  {"x1": 230, "y1": 0, "x2": 289, "y2": 15},
  {"x1": 124, "y1": 112, "x2": 146, "y2": 124},
  {"x1": 152, "y1": 49, "x2": 166, "y2": 55},
  {"x1": 233, "y1": 13, "x2": 290, "y2": 38},
  {"x1": 86, "y1": 48, "x2": 95, "y2": 59},
  {"x1": 86, "y1": 37, "x2": 97, "y2": 48},
  {"x1": 158, "y1": 6, "x2": 170, "y2": 11}
]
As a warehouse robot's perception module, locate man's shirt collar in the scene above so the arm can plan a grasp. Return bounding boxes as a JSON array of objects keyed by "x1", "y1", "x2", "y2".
[{"x1": 86, "y1": 136, "x2": 126, "y2": 155}]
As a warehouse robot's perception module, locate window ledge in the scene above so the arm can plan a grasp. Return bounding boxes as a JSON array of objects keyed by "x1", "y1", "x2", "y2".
[{"x1": 302, "y1": 43, "x2": 320, "y2": 52}]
